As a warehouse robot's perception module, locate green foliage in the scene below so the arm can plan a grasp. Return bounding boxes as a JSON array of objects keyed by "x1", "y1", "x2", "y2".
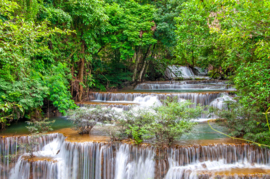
[
  {"x1": 0, "y1": 103, "x2": 24, "y2": 128},
  {"x1": 120, "y1": 109, "x2": 153, "y2": 145},
  {"x1": 66, "y1": 100, "x2": 201, "y2": 146},
  {"x1": 92, "y1": 59, "x2": 132, "y2": 90},
  {"x1": 67, "y1": 0, "x2": 108, "y2": 55},
  {"x1": 45, "y1": 63, "x2": 78, "y2": 114},
  {"x1": 174, "y1": 0, "x2": 211, "y2": 67},
  {"x1": 126, "y1": 125, "x2": 146, "y2": 145},
  {"x1": 214, "y1": 102, "x2": 270, "y2": 145},
  {"x1": 26, "y1": 118, "x2": 55, "y2": 134},
  {"x1": 147, "y1": 100, "x2": 201, "y2": 147},
  {"x1": 42, "y1": 7, "x2": 72, "y2": 28},
  {"x1": 67, "y1": 106, "x2": 117, "y2": 134},
  {"x1": 1, "y1": 0, "x2": 187, "y2": 120},
  {"x1": 0, "y1": 0, "x2": 76, "y2": 127},
  {"x1": 118, "y1": 100, "x2": 202, "y2": 147},
  {"x1": 234, "y1": 59, "x2": 270, "y2": 110},
  {"x1": 103, "y1": 1, "x2": 157, "y2": 57},
  {"x1": 1, "y1": 0, "x2": 269, "y2": 137},
  {"x1": 175, "y1": 0, "x2": 270, "y2": 109}
]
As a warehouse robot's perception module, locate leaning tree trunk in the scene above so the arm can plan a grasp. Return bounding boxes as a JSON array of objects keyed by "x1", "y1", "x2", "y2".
[
  {"x1": 138, "y1": 60, "x2": 147, "y2": 82},
  {"x1": 138, "y1": 45, "x2": 152, "y2": 82},
  {"x1": 132, "y1": 47, "x2": 141, "y2": 82},
  {"x1": 78, "y1": 44, "x2": 85, "y2": 102},
  {"x1": 70, "y1": 64, "x2": 74, "y2": 97}
]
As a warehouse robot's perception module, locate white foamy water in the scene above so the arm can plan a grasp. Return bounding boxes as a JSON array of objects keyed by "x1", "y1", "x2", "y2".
[
  {"x1": 133, "y1": 95, "x2": 162, "y2": 107},
  {"x1": 165, "y1": 159, "x2": 270, "y2": 179},
  {"x1": 169, "y1": 66, "x2": 195, "y2": 78},
  {"x1": 9, "y1": 134, "x2": 65, "y2": 179},
  {"x1": 91, "y1": 92, "x2": 222, "y2": 106},
  {"x1": 4, "y1": 135, "x2": 270, "y2": 179},
  {"x1": 210, "y1": 93, "x2": 235, "y2": 109},
  {"x1": 135, "y1": 83, "x2": 231, "y2": 91},
  {"x1": 89, "y1": 93, "x2": 235, "y2": 122},
  {"x1": 165, "y1": 66, "x2": 209, "y2": 79},
  {"x1": 115, "y1": 144, "x2": 155, "y2": 179}
]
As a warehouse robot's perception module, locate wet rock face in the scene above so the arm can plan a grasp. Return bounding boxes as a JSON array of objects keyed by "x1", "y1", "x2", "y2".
[{"x1": 1, "y1": 134, "x2": 270, "y2": 179}]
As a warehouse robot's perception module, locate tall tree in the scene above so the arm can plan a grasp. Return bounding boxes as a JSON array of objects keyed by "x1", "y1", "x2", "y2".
[{"x1": 65, "y1": 0, "x2": 108, "y2": 101}]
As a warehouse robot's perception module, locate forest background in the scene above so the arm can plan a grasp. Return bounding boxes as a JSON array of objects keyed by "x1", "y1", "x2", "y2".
[{"x1": 0, "y1": 0, "x2": 269, "y2": 132}]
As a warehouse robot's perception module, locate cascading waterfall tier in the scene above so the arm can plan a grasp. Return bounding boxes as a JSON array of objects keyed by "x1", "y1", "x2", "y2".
[
  {"x1": 90, "y1": 92, "x2": 223, "y2": 107},
  {"x1": 0, "y1": 134, "x2": 59, "y2": 179},
  {"x1": 10, "y1": 157, "x2": 58, "y2": 179},
  {"x1": 160, "y1": 144, "x2": 270, "y2": 179},
  {"x1": 1, "y1": 133, "x2": 270, "y2": 179},
  {"x1": 76, "y1": 102, "x2": 133, "y2": 110},
  {"x1": 134, "y1": 81, "x2": 233, "y2": 91}
]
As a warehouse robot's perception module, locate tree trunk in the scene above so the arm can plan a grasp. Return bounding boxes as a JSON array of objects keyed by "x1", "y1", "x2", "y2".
[
  {"x1": 138, "y1": 45, "x2": 152, "y2": 82},
  {"x1": 47, "y1": 99, "x2": 50, "y2": 118},
  {"x1": 132, "y1": 47, "x2": 141, "y2": 82},
  {"x1": 78, "y1": 44, "x2": 85, "y2": 102},
  {"x1": 138, "y1": 60, "x2": 147, "y2": 82},
  {"x1": 142, "y1": 62, "x2": 149, "y2": 81},
  {"x1": 70, "y1": 64, "x2": 74, "y2": 97}
]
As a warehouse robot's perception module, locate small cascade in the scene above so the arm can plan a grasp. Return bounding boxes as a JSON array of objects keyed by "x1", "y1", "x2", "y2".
[
  {"x1": 166, "y1": 144, "x2": 270, "y2": 166},
  {"x1": 10, "y1": 157, "x2": 58, "y2": 179},
  {"x1": 58, "y1": 141, "x2": 114, "y2": 179},
  {"x1": 194, "y1": 67, "x2": 208, "y2": 76},
  {"x1": 164, "y1": 144, "x2": 270, "y2": 179},
  {"x1": 76, "y1": 102, "x2": 133, "y2": 111},
  {"x1": 90, "y1": 92, "x2": 223, "y2": 107},
  {"x1": 135, "y1": 81, "x2": 233, "y2": 91},
  {"x1": 114, "y1": 144, "x2": 155, "y2": 179},
  {"x1": 165, "y1": 66, "x2": 209, "y2": 80},
  {"x1": 210, "y1": 94, "x2": 236, "y2": 109},
  {"x1": 132, "y1": 95, "x2": 162, "y2": 107},
  {"x1": 167, "y1": 66, "x2": 195, "y2": 78}
]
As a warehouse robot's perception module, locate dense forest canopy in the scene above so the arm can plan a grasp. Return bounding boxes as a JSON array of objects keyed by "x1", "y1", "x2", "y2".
[{"x1": 0, "y1": 0, "x2": 269, "y2": 128}]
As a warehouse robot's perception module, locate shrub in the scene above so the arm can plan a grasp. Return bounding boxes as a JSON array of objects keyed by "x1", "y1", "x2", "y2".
[
  {"x1": 67, "y1": 106, "x2": 119, "y2": 134},
  {"x1": 213, "y1": 102, "x2": 270, "y2": 145}
]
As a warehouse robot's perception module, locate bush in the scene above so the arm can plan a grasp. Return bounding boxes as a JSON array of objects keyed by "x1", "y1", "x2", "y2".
[
  {"x1": 119, "y1": 100, "x2": 203, "y2": 147},
  {"x1": 67, "y1": 106, "x2": 119, "y2": 134},
  {"x1": 213, "y1": 102, "x2": 270, "y2": 145},
  {"x1": 67, "y1": 100, "x2": 203, "y2": 147}
]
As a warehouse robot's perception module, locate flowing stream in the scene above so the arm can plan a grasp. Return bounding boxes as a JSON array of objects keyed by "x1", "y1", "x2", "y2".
[{"x1": 1, "y1": 66, "x2": 269, "y2": 178}]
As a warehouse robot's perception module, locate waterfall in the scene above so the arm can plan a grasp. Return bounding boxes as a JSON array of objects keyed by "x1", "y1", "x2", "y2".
[
  {"x1": 77, "y1": 103, "x2": 133, "y2": 111},
  {"x1": 132, "y1": 95, "x2": 162, "y2": 107},
  {"x1": 210, "y1": 93, "x2": 236, "y2": 109},
  {"x1": 165, "y1": 66, "x2": 209, "y2": 80},
  {"x1": 2, "y1": 133, "x2": 270, "y2": 179},
  {"x1": 114, "y1": 144, "x2": 155, "y2": 179},
  {"x1": 0, "y1": 134, "x2": 59, "y2": 179},
  {"x1": 134, "y1": 81, "x2": 234, "y2": 91},
  {"x1": 89, "y1": 92, "x2": 232, "y2": 120},
  {"x1": 167, "y1": 66, "x2": 195, "y2": 78},
  {"x1": 194, "y1": 67, "x2": 208, "y2": 76},
  {"x1": 164, "y1": 144, "x2": 270, "y2": 179},
  {"x1": 90, "y1": 92, "x2": 222, "y2": 107},
  {"x1": 10, "y1": 157, "x2": 59, "y2": 179}
]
